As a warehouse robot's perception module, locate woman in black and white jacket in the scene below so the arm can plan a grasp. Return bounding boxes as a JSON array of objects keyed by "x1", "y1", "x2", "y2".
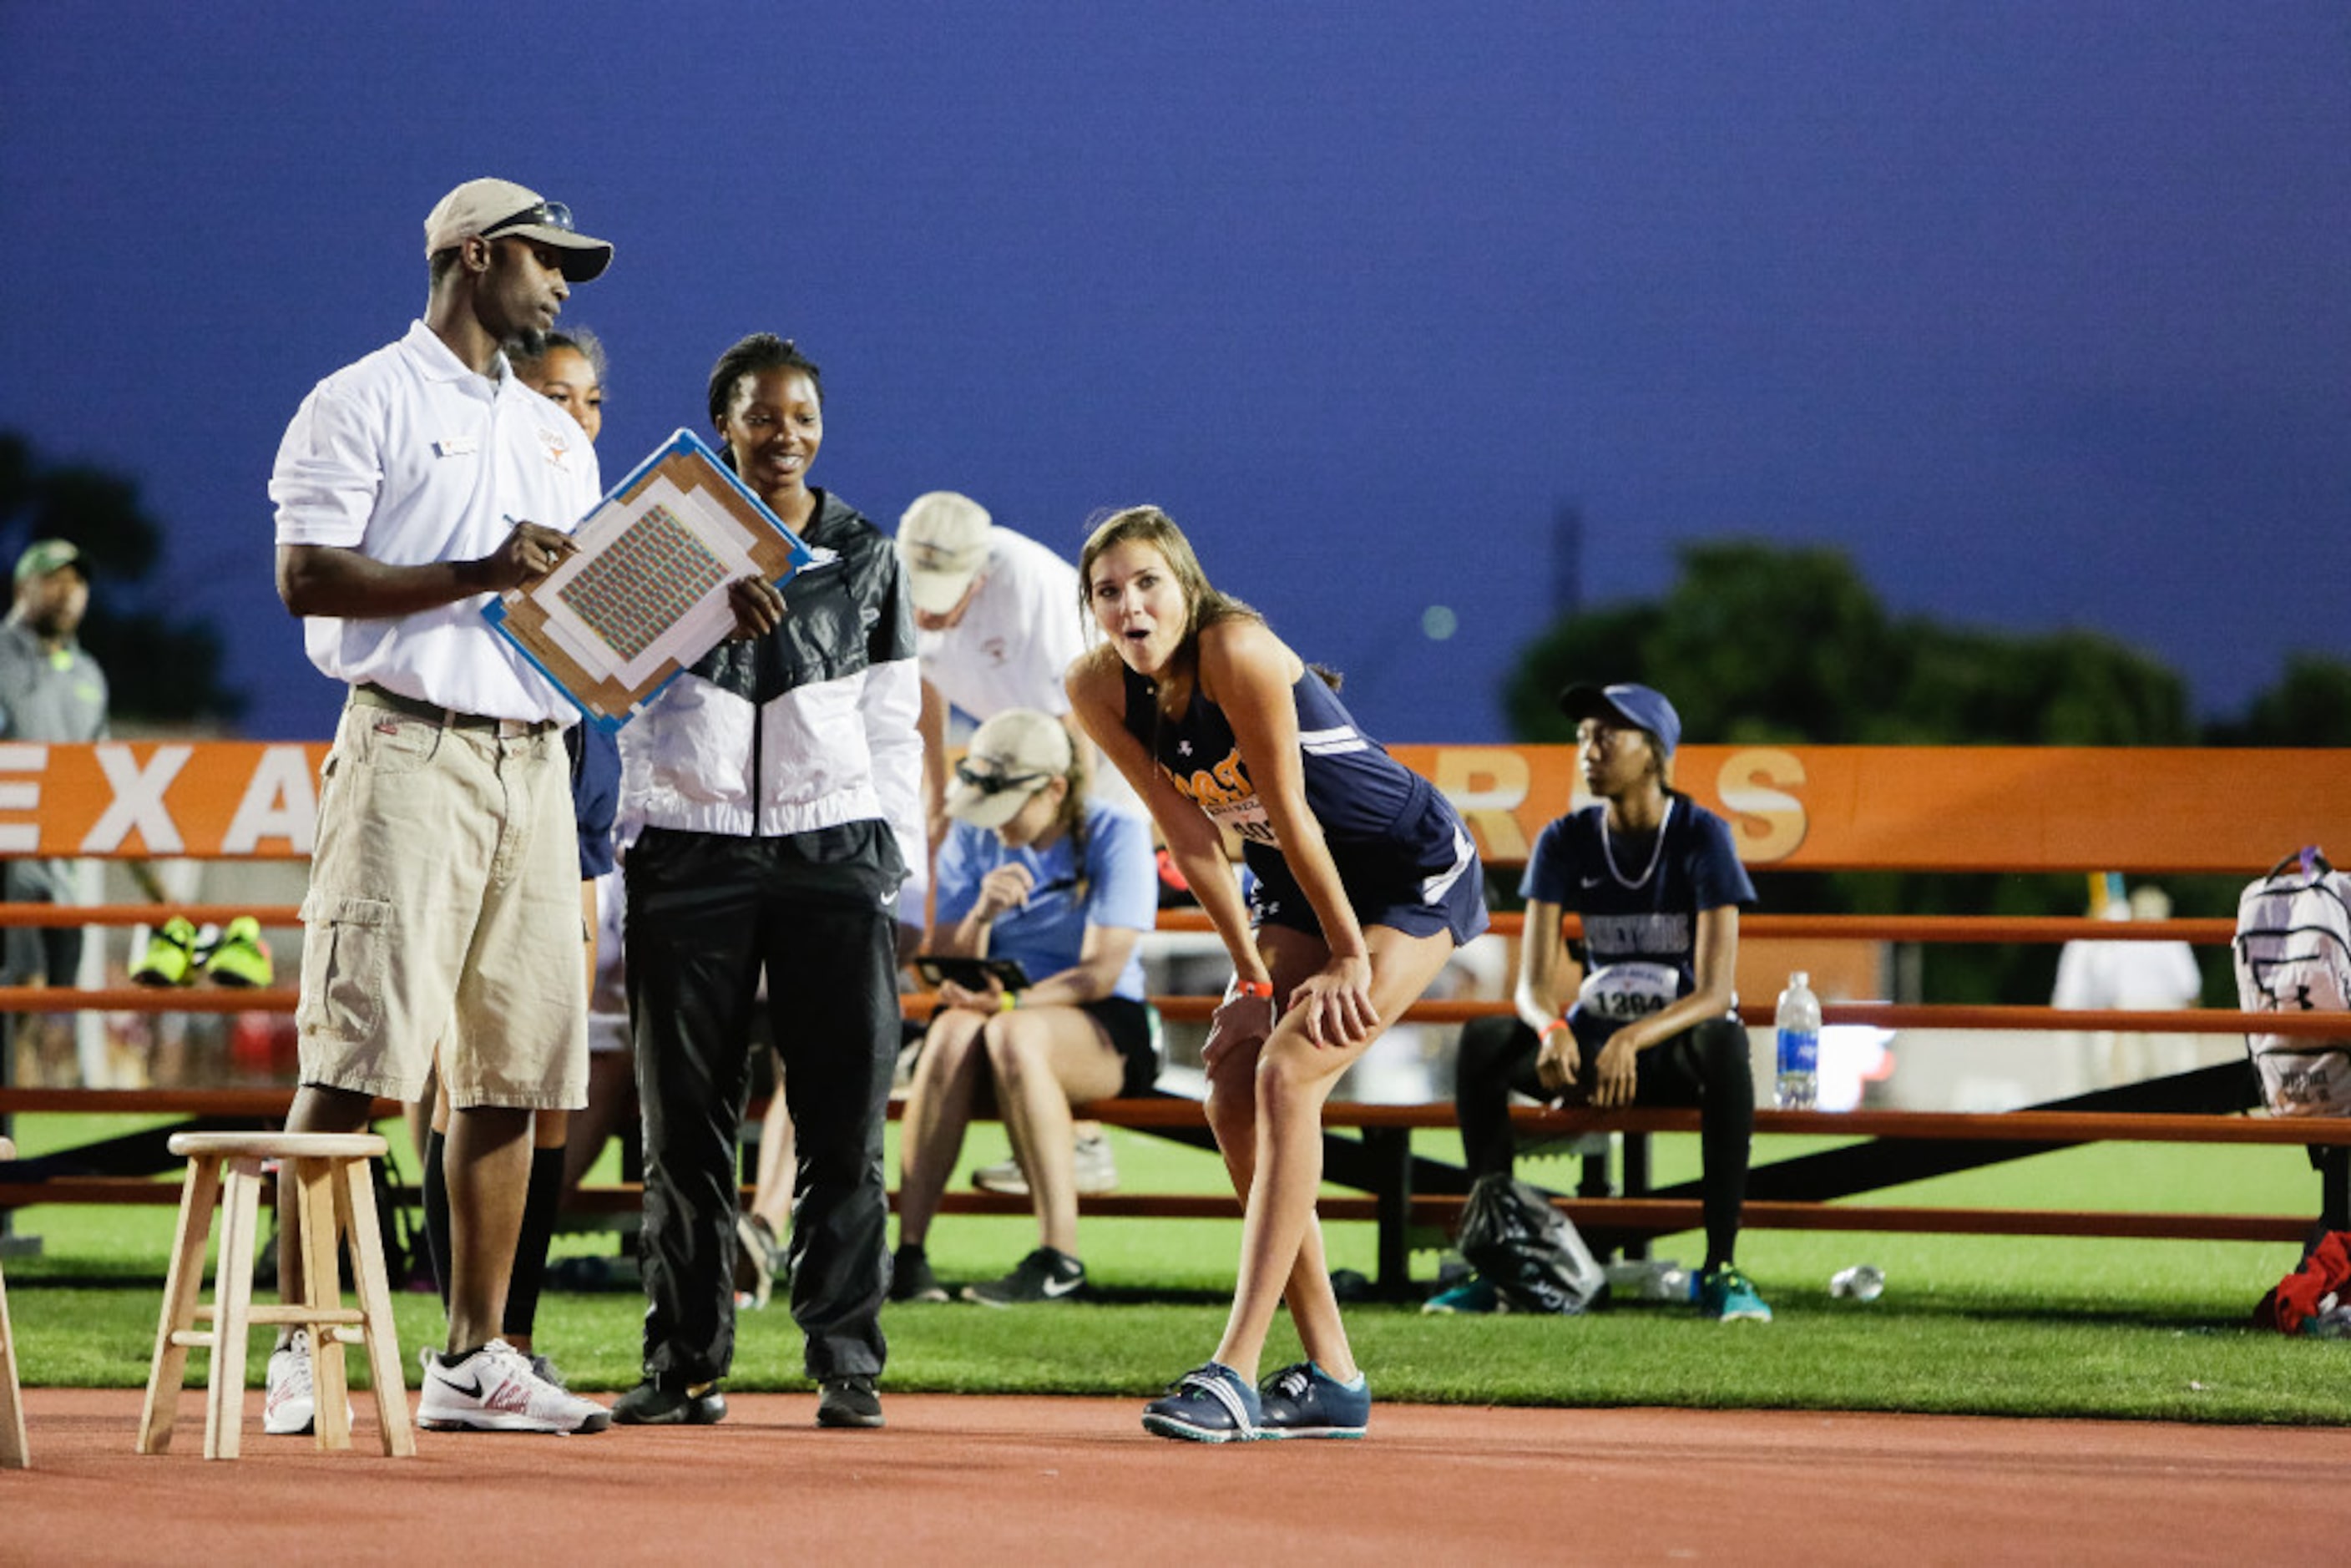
[{"x1": 614, "y1": 334, "x2": 923, "y2": 1433}]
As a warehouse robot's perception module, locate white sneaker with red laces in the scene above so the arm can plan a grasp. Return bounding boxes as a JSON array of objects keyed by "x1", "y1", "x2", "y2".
[
  {"x1": 263, "y1": 1332, "x2": 316, "y2": 1435},
  {"x1": 417, "y1": 1338, "x2": 612, "y2": 1434},
  {"x1": 263, "y1": 1330, "x2": 355, "y2": 1436}
]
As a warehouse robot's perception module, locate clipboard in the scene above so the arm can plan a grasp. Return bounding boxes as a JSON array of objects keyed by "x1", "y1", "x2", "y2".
[{"x1": 484, "y1": 428, "x2": 816, "y2": 731}]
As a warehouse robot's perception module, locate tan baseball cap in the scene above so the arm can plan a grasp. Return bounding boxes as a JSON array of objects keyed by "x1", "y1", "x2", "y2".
[
  {"x1": 423, "y1": 178, "x2": 613, "y2": 282},
  {"x1": 897, "y1": 491, "x2": 993, "y2": 615},
  {"x1": 944, "y1": 709, "x2": 1074, "y2": 831}
]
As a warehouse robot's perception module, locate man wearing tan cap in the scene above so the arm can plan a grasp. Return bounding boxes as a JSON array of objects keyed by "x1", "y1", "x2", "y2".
[
  {"x1": 894, "y1": 492, "x2": 1140, "y2": 1200},
  {"x1": 263, "y1": 177, "x2": 615, "y2": 1436}
]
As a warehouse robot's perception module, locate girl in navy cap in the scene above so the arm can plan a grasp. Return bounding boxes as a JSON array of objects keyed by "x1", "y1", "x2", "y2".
[
  {"x1": 1432, "y1": 680, "x2": 1771, "y2": 1322},
  {"x1": 1068, "y1": 504, "x2": 1489, "y2": 1442}
]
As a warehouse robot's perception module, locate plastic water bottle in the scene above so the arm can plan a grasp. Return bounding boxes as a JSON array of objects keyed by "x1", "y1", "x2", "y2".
[{"x1": 1774, "y1": 970, "x2": 1821, "y2": 1110}]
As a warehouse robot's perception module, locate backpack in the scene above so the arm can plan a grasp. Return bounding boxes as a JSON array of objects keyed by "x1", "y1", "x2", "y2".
[
  {"x1": 1455, "y1": 1174, "x2": 1610, "y2": 1314},
  {"x1": 2233, "y1": 850, "x2": 2351, "y2": 1117}
]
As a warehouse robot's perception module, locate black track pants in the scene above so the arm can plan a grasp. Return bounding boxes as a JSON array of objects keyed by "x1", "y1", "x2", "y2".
[
  {"x1": 1455, "y1": 1012, "x2": 1755, "y2": 1270},
  {"x1": 626, "y1": 826, "x2": 900, "y2": 1383}
]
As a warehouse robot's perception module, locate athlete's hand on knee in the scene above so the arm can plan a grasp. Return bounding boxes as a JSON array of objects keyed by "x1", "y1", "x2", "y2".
[
  {"x1": 1590, "y1": 1034, "x2": 1639, "y2": 1107},
  {"x1": 1296, "y1": 956, "x2": 1376, "y2": 1049},
  {"x1": 1203, "y1": 989, "x2": 1276, "y2": 1073},
  {"x1": 726, "y1": 575, "x2": 787, "y2": 639}
]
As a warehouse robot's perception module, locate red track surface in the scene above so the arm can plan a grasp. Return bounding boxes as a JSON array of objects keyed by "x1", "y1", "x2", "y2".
[{"x1": 8, "y1": 1388, "x2": 2350, "y2": 1564}]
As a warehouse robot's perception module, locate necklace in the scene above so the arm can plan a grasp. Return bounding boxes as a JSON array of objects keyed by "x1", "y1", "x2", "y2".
[{"x1": 1600, "y1": 798, "x2": 1673, "y2": 889}]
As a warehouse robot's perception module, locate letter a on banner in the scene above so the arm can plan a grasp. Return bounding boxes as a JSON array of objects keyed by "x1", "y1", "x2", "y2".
[{"x1": 222, "y1": 746, "x2": 320, "y2": 855}]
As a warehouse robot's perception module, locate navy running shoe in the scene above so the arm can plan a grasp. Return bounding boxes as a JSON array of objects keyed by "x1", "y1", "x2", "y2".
[
  {"x1": 1256, "y1": 1361, "x2": 1369, "y2": 1440},
  {"x1": 1140, "y1": 1362, "x2": 1261, "y2": 1444}
]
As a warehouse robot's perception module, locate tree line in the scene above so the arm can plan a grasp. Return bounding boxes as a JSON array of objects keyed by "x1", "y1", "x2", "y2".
[{"x1": 1501, "y1": 539, "x2": 2348, "y2": 1004}]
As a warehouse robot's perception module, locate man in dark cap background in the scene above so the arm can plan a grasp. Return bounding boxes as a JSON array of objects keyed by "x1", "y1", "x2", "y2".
[{"x1": 0, "y1": 540, "x2": 114, "y2": 1088}]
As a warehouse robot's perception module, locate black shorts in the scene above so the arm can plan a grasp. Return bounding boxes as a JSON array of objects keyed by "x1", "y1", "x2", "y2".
[
  {"x1": 925, "y1": 994, "x2": 1162, "y2": 1101},
  {"x1": 1244, "y1": 787, "x2": 1489, "y2": 948},
  {"x1": 1084, "y1": 994, "x2": 1163, "y2": 1098}
]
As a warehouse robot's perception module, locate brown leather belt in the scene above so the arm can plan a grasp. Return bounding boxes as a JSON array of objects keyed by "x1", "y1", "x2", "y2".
[{"x1": 352, "y1": 683, "x2": 557, "y2": 738}]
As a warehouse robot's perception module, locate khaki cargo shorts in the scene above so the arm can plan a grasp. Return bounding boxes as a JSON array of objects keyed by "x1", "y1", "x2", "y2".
[{"x1": 296, "y1": 695, "x2": 588, "y2": 1110}]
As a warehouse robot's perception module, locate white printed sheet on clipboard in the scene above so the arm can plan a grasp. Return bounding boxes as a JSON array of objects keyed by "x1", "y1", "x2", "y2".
[{"x1": 484, "y1": 428, "x2": 815, "y2": 732}]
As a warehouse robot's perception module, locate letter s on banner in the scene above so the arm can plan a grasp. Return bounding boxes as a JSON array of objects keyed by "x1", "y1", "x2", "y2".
[{"x1": 1717, "y1": 747, "x2": 1807, "y2": 864}]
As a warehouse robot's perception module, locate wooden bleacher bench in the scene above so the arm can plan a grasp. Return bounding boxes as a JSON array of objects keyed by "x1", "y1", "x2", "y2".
[{"x1": 4, "y1": 741, "x2": 2350, "y2": 1294}]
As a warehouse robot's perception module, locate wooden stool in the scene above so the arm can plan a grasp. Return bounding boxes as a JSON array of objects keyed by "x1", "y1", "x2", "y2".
[
  {"x1": 0, "y1": 1135, "x2": 24, "y2": 1469},
  {"x1": 137, "y1": 1132, "x2": 413, "y2": 1459}
]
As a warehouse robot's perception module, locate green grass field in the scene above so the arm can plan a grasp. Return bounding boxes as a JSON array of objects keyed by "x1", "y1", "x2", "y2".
[{"x1": 7, "y1": 1113, "x2": 2344, "y2": 1425}]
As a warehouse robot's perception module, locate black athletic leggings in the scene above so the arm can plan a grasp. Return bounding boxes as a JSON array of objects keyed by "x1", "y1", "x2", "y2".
[{"x1": 1454, "y1": 1012, "x2": 1754, "y2": 1272}]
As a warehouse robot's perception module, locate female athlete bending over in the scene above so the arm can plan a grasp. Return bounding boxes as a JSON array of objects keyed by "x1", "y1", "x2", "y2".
[{"x1": 1068, "y1": 505, "x2": 1488, "y2": 1442}]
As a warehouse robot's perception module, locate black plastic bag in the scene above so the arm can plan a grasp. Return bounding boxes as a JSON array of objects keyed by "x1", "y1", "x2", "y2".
[{"x1": 1457, "y1": 1174, "x2": 1610, "y2": 1314}]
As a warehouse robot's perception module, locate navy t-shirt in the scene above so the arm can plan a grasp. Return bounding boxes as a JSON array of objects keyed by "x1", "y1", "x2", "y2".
[{"x1": 1520, "y1": 795, "x2": 1755, "y2": 1039}]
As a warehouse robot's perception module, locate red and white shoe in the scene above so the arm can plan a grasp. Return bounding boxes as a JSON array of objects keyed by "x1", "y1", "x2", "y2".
[
  {"x1": 417, "y1": 1338, "x2": 611, "y2": 1434},
  {"x1": 262, "y1": 1333, "x2": 316, "y2": 1435}
]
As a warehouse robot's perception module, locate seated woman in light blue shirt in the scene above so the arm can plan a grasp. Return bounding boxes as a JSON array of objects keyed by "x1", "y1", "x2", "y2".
[{"x1": 891, "y1": 707, "x2": 1160, "y2": 1308}]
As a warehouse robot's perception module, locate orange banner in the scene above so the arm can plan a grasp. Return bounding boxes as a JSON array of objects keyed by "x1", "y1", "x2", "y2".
[
  {"x1": 1398, "y1": 744, "x2": 2348, "y2": 873},
  {"x1": 2, "y1": 740, "x2": 2340, "y2": 873},
  {"x1": 0, "y1": 742, "x2": 330, "y2": 862}
]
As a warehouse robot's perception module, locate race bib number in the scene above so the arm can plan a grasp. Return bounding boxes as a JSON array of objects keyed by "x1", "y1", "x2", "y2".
[
  {"x1": 1203, "y1": 795, "x2": 1279, "y2": 847},
  {"x1": 1571, "y1": 962, "x2": 1682, "y2": 1026}
]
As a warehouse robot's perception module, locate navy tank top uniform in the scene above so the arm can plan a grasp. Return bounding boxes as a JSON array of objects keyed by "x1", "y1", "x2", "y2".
[
  {"x1": 1120, "y1": 662, "x2": 1488, "y2": 945},
  {"x1": 1519, "y1": 795, "x2": 1757, "y2": 1050}
]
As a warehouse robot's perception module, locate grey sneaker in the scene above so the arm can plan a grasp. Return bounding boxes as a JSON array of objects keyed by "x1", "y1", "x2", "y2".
[{"x1": 971, "y1": 1134, "x2": 1119, "y2": 1197}]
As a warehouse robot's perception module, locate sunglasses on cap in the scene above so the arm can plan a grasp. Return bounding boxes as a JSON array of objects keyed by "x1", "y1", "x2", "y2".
[
  {"x1": 953, "y1": 759, "x2": 1050, "y2": 797},
  {"x1": 481, "y1": 200, "x2": 576, "y2": 238}
]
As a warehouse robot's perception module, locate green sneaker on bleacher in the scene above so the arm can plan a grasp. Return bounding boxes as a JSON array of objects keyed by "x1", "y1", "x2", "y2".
[
  {"x1": 130, "y1": 915, "x2": 201, "y2": 987},
  {"x1": 1699, "y1": 1266, "x2": 1773, "y2": 1323},
  {"x1": 203, "y1": 915, "x2": 274, "y2": 987}
]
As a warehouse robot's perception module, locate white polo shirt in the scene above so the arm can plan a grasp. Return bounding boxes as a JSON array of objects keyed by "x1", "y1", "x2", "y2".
[
  {"x1": 913, "y1": 524, "x2": 1140, "y2": 812},
  {"x1": 270, "y1": 319, "x2": 601, "y2": 723},
  {"x1": 917, "y1": 526, "x2": 1092, "y2": 721}
]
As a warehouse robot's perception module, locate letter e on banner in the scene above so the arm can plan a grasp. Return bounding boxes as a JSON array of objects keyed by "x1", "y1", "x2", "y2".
[
  {"x1": 223, "y1": 746, "x2": 320, "y2": 855},
  {"x1": 1717, "y1": 747, "x2": 1807, "y2": 864},
  {"x1": 0, "y1": 743, "x2": 43, "y2": 853},
  {"x1": 1432, "y1": 747, "x2": 1531, "y2": 863}
]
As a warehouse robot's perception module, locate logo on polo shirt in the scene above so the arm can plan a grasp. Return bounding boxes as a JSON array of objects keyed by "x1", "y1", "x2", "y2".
[{"x1": 537, "y1": 424, "x2": 574, "y2": 470}]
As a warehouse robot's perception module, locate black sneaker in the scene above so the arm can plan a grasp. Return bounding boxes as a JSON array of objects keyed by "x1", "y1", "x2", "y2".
[
  {"x1": 962, "y1": 1247, "x2": 1085, "y2": 1307},
  {"x1": 611, "y1": 1376, "x2": 727, "y2": 1426},
  {"x1": 816, "y1": 1374, "x2": 884, "y2": 1429},
  {"x1": 889, "y1": 1244, "x2": 950, "y2": 1303}
]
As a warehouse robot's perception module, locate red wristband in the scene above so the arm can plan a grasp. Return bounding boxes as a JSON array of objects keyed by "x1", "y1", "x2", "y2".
[
  {"x1": 1233, "y1": 979, "x2": 1274, "y2": 1000},
  {"x1": 1540, "y1": 1018, "x2": 1569, "y2": 1044}
]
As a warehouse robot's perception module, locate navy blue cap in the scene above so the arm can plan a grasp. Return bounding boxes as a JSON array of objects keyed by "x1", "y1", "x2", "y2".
[{"x1": 1558, "y1": 682, "x2": 1681, "y2": 759}]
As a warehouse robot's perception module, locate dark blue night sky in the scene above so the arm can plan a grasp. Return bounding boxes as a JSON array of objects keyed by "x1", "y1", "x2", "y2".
[{"x1": 3, "y1": 2, "x2": 2345, "y2": 743}]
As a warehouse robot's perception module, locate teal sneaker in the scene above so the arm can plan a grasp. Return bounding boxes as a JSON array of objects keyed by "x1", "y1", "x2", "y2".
[
  {"x1": 131, "y1": 916, "x2": 201, "y2": 987},
  {"x1": 1699, "y1": 1266, "x2": 1773, "y2": 1323},
  {"x1": 1421, "y1": 1276, "x2": 1506, "y2": 1316},
  {"x1": 203, "y1": 915, "x2": 275, "y2": 987}
]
